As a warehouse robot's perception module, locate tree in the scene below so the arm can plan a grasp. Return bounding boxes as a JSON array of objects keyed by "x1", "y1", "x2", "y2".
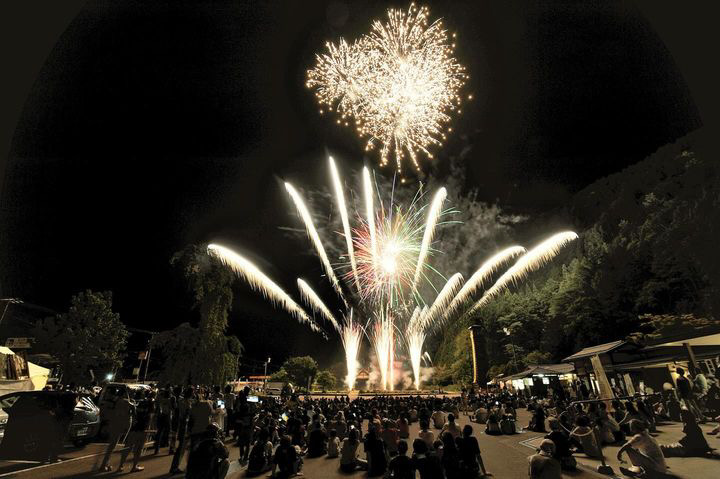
[
  {"x1": 31, "y1": 290, "x2": 128, "y2": 385},
  {"x1": 170, "y1": 245, "x2": 242, "y2": 385},
  {"x1": 282, "y1": 356, "x2": 318, "y2": 389},
  {"x1": 315, "y1": 370, "x2": 337, "y2": 391},
  {"x1": 269, "y1": 368, "x2": 290, "y2": 383}
]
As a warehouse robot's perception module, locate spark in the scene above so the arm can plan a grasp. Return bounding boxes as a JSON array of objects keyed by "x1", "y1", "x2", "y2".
[
  {"x1": 207, "y1": 244, "x2": 322, "y2": 334},
  {"x1": 307, "y1": 4, "x2": 467, "y2": 173},
  {"x1": 467, "y1": 231, "x2": 579, "y2": 315},
  {"x1": 329, "y1": 157, "x2": 361, "y2": 293},
  {"x1": 341, "y1": 309, "x2": 363, "y2": 390},
  {"x1": 445, "y1": 245, "x2": 526, "y2": 318},
  {"x1": 297, "y1": 278, "x2": 340, "y2": 333},
  {"x1": 412, "y1": 187, "x2": 447, "y2": 291},
  {"x1": 285, "y1": 182, "x2": 347, "y2": 305}
]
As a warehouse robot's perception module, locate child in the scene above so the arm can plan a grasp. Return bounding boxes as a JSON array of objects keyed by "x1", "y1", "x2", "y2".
[{"x1": 327, "y1": 429, "x2": 340, "y2": 458}]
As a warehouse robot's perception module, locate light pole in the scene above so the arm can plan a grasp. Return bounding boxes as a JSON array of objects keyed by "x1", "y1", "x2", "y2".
[
  {"x1": 264, "y1": 357, "x2": 270, "y2": 391},
  {"x1": 503, "y1": 327, "x2": 519, "y2": 373}
]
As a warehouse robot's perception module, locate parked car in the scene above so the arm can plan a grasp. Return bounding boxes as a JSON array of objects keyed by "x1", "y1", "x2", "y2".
[{"x1": 0, "y1": 391, "x2": 100, "y2": 449}]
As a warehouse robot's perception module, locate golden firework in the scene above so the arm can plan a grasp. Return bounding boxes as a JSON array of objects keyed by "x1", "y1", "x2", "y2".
[{"x1": 307, "y1": 4, "x2": 467, "y2": 173}]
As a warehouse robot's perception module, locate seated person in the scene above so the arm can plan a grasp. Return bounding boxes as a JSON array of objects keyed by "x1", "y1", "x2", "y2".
[
  {"x1": 528, "y1": 439, "x2": 562, "y2": 479},
  {"x1": 472, "y1": 405, "x2": 488, "y2": 423},
  {"x1": 306, "y1": 421, "x2": 327, "y2": 457},
  {"x1": 545, "y1": 418, "x2": 576, "y2": 470},
  {"x1": 327, "y1": 429, "x2": 340, "y2": 458},
  {"x1": 271, "y1": 435, "x2": 303, "y2": 479},
  {"x1": 387, "y1": 440, "x2": 413, "y2": 479},
  {"x1": 500, "y1": 413, "x2": 517, "y2": 435},
  {"x1": 570, "y1": 416, "x2": 601, "y2": 458},
  {"x1": 431, "y1": 409, "x2": 446, "y2": 430},
  {"x1": 661, "y1": 409, "x2": 713, "y2": 457},
  {"x1": 247, "y1": 429, "x2": 273, "y2": 475},
  {"x1": 186, "y1": 423, "x2": 230, "y2": 479},
  {"x1": 617, "y1": 420, "x2": 667, "y2": 478},
  {"x1": 339, "y1": 428, "x2": 367, "y2": 473},
  {"x1": 485, "y1": 412, "x2": 502, "y2": 436}
]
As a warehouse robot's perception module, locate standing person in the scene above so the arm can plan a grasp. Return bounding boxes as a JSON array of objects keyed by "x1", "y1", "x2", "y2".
[
  {"x1": 154, "y1": 388, "x2": 173, "y2": 454},
  {"x1": 189, "y1": 390, "x2": 215, "y2": 449},
  {"x1": 98, "y1": 388, "x2": 133, "y2": 472},
  {"x1": 617, "y1": 420, "x2": 667, "y2": 477},
  {"x1": 675, "y1": 367, "x2": 703, "y2": 419},
  {"x1": 168, "y1": 386, "x2": 182, "y2": 454},
  {"x1": 236, "y1": 392, "x2": 253, "y2": 464},
  {"x1": 528, "y1": 439, "x2": 562, "y2": 479},
  {"x1": 223, "y1": 385, "x2": 236, "y2": 438},
  {"x1": 169, "y1": 386, "x2": 195, "y2": 474},
  {"x1": 458, "y1": 425, "x2": 490, "y2": 477},
  {"x1": 118, "y1": 389, "x2": 154, "y2": 473}
]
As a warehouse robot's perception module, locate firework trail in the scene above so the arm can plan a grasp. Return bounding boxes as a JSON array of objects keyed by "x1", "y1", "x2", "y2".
[
  {"x1": 207, "y1": 244, "x2": 323, "y2": 334},
  {"x1": 412, "y1": 187, "x2": 447, "y2": 291},
  {"x1": 445, "y1": 246, "x2": 526, "y2": 318},
  {"x1": 421, "y1": 272, "x2": 464, "y2": 331},
  {"x1": 297, "y1": 278, "x2": 341, "y2": 333},
  {"x1": 371, "y1": 309, "x2": 394, "y2": 390},
  {"x1": 406, "y1": 305, "x2": 427, "y2": 390},
  {"x1": 307, "y1": 5, "x2": 467, "y2": 173},
  {"x1": 341, "y1": 309, "x2": 363, "y2": 390},
  {"x1": 329, "y1": 157, "x2": 361, "y2": 293},
  {"x1": 467, "y1": 231, "x2": 579, "y2": 315},
  {"x1": 362, "y1": 167, "x2": 378, "y2": 271},
  {"x1": 285, "y1": 182, "x2": 347, "y2": 305}
]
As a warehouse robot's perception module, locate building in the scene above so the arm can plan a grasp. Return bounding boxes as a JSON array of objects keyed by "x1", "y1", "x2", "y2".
[
  {"x1": 563, "y1": 333, "x2": 720, "y2": 397},
  {"x1": 501, "y1": 364, "x2": 576, "y2": 397}
]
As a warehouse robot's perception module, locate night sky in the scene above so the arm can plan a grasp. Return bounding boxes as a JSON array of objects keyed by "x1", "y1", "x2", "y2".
[{"x1": 0, "y1": 0, "x2": 705, "y2": 369}]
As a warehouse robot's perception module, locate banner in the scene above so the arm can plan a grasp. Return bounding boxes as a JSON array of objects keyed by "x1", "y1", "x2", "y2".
[{"x1": 590, "y1": 354, "x2": 615, "y2": 404}]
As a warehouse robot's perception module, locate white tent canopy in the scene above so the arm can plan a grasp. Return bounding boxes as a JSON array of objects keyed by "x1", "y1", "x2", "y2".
[{"x1": 0, "y1": 346, "x2": 50, "y2": 395}]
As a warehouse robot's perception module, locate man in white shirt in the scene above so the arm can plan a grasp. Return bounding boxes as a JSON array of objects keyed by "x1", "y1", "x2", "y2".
[{"x1": 617, "y1": 420, "x2": 667, "y2": 476}]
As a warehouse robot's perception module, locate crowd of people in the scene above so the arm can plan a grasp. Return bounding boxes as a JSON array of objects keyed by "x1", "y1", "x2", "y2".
[{"x1": 43, "y1": 366, "x2": 720, "y2": 479}]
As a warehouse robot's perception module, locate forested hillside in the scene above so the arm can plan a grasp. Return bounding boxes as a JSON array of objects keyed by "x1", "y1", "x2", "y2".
[{"x1": 433, "y1": 135, "x2": 720, "y2": 384}]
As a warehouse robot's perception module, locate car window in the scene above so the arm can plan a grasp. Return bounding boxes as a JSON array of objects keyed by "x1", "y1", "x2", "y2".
[{"x1": 0, "y1": 394, "x2": 20, "y2": 409}]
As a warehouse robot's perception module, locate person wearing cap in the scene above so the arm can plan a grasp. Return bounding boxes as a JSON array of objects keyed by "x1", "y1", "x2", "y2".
[{"x1": 528, "y1": 439, "x2": 562, "y2": 479}]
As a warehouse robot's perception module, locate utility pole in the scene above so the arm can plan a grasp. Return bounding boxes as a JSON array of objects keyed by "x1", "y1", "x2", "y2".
[{"x1": 264, "y1": 357, "x2": 270, "y2": 391}]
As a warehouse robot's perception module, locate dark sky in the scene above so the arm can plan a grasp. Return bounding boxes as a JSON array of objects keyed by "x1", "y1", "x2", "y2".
[{"x1": 0, "y1": 0, "x2": 707, "y2": 368}]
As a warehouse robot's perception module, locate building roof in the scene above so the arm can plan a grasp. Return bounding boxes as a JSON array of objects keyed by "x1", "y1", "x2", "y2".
[
  {"x1": 505, "y1": 363, "x2": 575, "y2": 381},
  {"x1": 562, "y1": 340, "x2": 627, "y2": 362}
]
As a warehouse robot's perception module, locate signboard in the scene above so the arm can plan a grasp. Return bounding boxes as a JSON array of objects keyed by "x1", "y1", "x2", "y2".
[
  {"x1": 4, "y1": 338, "x2": 32, "y2": 349},
  {"x1": 590, "y1": 354, "x2": 615, "y2": 403}
]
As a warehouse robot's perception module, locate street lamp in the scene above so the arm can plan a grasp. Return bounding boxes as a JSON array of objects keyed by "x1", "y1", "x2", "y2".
[
  {"x1": 0, "y1": 298, "x2": 23, "y2": 325},
  {"x1": 264, "y1": 357, "x2": 271, "y2": 391}
]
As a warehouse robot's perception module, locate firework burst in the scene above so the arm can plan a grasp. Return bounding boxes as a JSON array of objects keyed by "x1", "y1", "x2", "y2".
[{"x1": 307, "y1": 4, "x2": 468, "y2": 174}]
